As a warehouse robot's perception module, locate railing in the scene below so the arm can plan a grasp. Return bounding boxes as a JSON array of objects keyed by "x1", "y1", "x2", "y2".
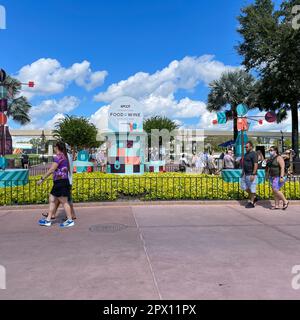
[
  {"x1": 5, "y1": 156, "x2": 53, "y2": 169},
  {"x1": 28, "y1": 164, "x2": 180, "y2": 176},
  {"x1": 0, "y1": 175, "x2": 299, "y2": 205}
]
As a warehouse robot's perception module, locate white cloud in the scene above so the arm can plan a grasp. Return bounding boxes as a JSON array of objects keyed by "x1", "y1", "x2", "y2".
[
  {"x1": 94, "y1": 55, "x2": 237, "y2": 102},
  {"x1": 19, "y1": 97, "x2": 78, "y2": 130},
  {"x1": 141, "y1": 95, "x2": 208, "y2": 118},
  {"x1": 91, "y1": 55, "x2": 238, "y2": 131},
  {"x1": 44, "y1": 113, "x2": 65, "y2": 129},
  {"x1": 17, "y1": 58, "x2": 108, "y2": 99},
  {"x1": 21, "y1": 113, "x2": 66, "y2": 130},
  {"x1": 173, "y1": 119, "x2": 183, "y2": 127},
  {"x1": 30, "y1": 96, "x2": 80, "y2": 118},
  {"x1": 90, "y1": 95, "x2": 211, "y2": 131},
  {"x1": 90, "y1": 105, "x2": 110, "y2": 131}
]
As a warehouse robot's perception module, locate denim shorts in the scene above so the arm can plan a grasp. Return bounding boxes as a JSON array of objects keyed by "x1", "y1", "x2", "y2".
[{"x1": 240, "y1": 175, "x2": 257, "y2": 193}]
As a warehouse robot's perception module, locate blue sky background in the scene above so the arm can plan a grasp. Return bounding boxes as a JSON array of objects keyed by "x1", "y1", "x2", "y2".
[{"x1": 0, "y1": 0, "x2": 287, "y2": 131}]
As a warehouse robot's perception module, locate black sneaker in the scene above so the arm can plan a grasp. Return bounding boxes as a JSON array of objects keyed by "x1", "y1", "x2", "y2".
[{"x1": 245, "y1": 202, "x2": 255, "y2": 208}]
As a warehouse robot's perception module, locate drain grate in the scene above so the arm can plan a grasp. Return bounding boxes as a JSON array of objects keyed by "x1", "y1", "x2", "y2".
[{"x1": 89, "y1": 223, "x2": 129, "y2": 233}]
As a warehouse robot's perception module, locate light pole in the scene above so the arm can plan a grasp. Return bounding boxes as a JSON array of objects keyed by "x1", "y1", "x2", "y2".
[
  {"x1": 280, "y1": 130, "x2": 284, "y2": 154},
  {"x1": 40, "y1": 130, "x2": 46, "y2": 164}
]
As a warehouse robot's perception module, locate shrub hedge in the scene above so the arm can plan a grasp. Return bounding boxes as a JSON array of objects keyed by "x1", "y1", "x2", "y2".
[{"x1": 0, "y1": 172, "x2": 300, "y2": 205}]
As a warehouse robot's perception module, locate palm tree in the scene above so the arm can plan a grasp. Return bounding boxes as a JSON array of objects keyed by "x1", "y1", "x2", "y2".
[
  {"x1": 3, "y1": 75, "x2": 31, "y2": 125},
  {"x1": 207, "y1": 70, "x2": 258, "y2": 141}
]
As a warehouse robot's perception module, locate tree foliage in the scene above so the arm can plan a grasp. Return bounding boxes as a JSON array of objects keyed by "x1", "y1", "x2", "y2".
[
  {"x1": 53, "y1": 115, "x2": 100, "y2": 150},
  {"x1": 207, "y1": 70, "x2": 258, "y2": 140},
  {"x1": 3, "y1": 75, "x2": 32, "y2": 125},
  {"x1": 237, "y1": 0, "x2": 300, "y2": 156}
]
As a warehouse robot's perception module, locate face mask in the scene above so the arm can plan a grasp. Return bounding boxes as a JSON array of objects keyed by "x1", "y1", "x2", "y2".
[{"x1": 270, "y1": 151, "x2": 276, "y2": 157}]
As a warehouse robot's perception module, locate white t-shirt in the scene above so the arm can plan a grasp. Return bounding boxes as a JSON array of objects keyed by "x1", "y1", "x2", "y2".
[{"x1": 67, "y1": 153, "x2": 73, "y2": 185}]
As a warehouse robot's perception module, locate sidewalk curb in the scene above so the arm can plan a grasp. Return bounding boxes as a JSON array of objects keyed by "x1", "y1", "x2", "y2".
[{"x1": 1, "y1": 200, "x2": 300, "y2": 211}]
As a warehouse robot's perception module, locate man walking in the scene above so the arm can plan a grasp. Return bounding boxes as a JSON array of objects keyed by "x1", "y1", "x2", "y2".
[{"x1": 241, "y1": 141, "x2": 258, "y2": 208}]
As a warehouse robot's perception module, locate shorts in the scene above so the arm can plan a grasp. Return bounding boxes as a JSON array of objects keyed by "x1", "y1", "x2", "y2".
[
  {"x1": 240, "y1": 175, "x2": 257, "y2": 193},
  {"x1": 269, "y1": 176, "x2": 286, "y2": 191},
  {"x1": 50, "y1": 179, "x2": 71, "y2": 198}
]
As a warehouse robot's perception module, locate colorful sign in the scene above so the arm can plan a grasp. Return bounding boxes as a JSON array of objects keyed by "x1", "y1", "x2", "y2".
[
  {"x1": 217, "y1": 111, "x2": 227, "y2": 124},
  {"x1": 236, "y1": 103, "x2": 248, "y2": 117},
  {"x1": 265, "y1": 111, "x2": 277, "y2": 123},
  {"x1": 108, "y1": 96, "x2": 143, "y2": 132},
  {"x1": 237, "y1": 118, "x2": 248, "y2": 131}
]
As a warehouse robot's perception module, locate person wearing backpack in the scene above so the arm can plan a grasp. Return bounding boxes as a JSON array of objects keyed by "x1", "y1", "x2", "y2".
[
  {"x1": 266, "y1": 146, "x2": 289, "y2": 211},
  {"x1": 179, "y1": 154, "x2": 189, "y2": 172}
]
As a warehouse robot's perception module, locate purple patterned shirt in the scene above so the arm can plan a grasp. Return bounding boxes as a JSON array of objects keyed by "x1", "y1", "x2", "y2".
[{"x1": 53, "y1": 153, "x2": 69, "y2": 181}]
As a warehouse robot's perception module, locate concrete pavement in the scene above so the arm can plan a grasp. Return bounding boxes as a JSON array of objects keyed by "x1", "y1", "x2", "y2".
[{"x1": 0, "y1": 202, "x2": 300, "y2": 300}]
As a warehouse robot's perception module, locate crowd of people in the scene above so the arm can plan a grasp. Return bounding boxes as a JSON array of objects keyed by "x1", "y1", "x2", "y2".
[
  {"x1": 221, "y1": 146, "x2": 295, "y2": 176},
  {"x1": 178, "y1": 142, "x2": 294, "y2": 210},
  {"x1": 180, "y1": 151, "x2": 218, "y2": 174},
  {"x1": 36, "y1": 141, "x2": 294, "y2": 229}
]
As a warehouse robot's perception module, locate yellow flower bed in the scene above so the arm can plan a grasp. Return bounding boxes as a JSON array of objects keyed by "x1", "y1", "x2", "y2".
[{"x1": 0, "y1": 172, "x2": 299, "y2": 205}]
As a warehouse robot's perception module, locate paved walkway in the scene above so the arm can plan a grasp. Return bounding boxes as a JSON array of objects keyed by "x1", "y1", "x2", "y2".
[{"x1": 0, "y1": 202, "x2": 300, "y2": 300}]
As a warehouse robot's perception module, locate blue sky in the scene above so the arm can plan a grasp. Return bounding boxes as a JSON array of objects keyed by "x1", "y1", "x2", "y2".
[{"x1": 1, "y1": 0, "x2": 289, "y2": 132}]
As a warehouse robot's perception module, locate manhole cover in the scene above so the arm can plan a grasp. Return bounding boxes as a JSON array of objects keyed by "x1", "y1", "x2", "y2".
[{"x1": 89, "y1": 223, "x2": 129, "y2": 233}]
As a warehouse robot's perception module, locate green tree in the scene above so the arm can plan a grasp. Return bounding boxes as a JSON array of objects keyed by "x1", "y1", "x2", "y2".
[
  {"x1": 143, "y1": 116, "x2": 179, "y2": 160},
  {"x1": 207, "y1": 70, "x2": 258, "y2": 140},
  {"x1": 143, "y1": 116, "x2": 179, "y2": 134},
  {"x1": 237, "y1": 0, "x2": 300, "y2": 157},
  {"x1": 53, "y1": 115, "x2": 100, "y2": 153},
  {"x1": 29, "y1": 138, "x2": 41, "y2": 154},
  {"x1": 3, "y1": 75, "x2": 32, "y2": 125}
]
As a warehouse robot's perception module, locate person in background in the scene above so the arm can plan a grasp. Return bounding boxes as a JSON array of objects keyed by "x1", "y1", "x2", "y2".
[
  {"x1": 37, "y1": 141, "x2": 75, "y2": 228},
  {"x1": 179, "y1": 154, "x2": 189, "y2": 172},
  {"x1": 203, "y1": 150, "x2": 209, "y2": 174},
  {"x1": 266, "y1": 146, "x2": 289, "y2": 210},
  {"x1": 96, "y1": 150, "x2": 106, "y2": 173},
  {"x1": 282, "y1": 149, "x2": 294, "y2": 177},
  {"x1": 196, "y1": 152, "x2": 205, "y2": 174},
  {"x1": 207, "y1": 152, "x2": 217, "y2": 175},
  {"x1": 223, "y1": 149, "x2": 235, "y2": 169},
  {"x1": 21, "y1": 151, "x2": 29, "y2": 169},
  {"x1": 42, "y1": 143, "x2": 76, "y2": 221},
  {"x1": 257, "y1": 150, "x2": 266, "y2": 169},
  {"x1": 191, "y1": 153, "x2": 198, "y2": 172},
  {"x1": 240, "y1": 141, "x2": 259, "y2": 208}
]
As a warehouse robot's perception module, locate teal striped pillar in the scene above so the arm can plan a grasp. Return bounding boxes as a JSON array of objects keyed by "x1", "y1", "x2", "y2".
[
  {"x1": 222, "y1": 169, "x2": 265, "y2": 184},
  {"x1": 0, "y1": 169, "x2": 29, "y2": 188}
]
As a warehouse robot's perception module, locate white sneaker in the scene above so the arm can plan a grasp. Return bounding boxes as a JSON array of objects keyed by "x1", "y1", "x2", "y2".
[{"x1": 60, "y1": 219, "x2": 75, "y2": 228}]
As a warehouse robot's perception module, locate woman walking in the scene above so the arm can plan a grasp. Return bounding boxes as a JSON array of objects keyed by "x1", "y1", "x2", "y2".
[
  {"x1": 267, "y1": 146, "x2": 289, "y2": 211},
  {"x1": 41, "y1": 143, "x2": 76, "y2": 221},
  {"x1": 37, "y1": 141, "x2": 75, "y2": 228}
]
